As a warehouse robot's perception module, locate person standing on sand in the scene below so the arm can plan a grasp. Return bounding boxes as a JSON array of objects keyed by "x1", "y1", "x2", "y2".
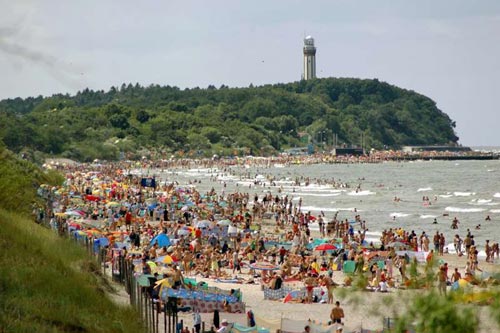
[
  {"x1": 330, "y1": 301, "x2": 345, "y2": 333},
  {"x1": 322, "y1": 272, "x2": 336, "y2": 304},
  {"x1": 193, "y1": 309, "x2": 202, "y2": 333},
  {"x1": 437, "y1": 264, "x2": 447, "y2": 296}
]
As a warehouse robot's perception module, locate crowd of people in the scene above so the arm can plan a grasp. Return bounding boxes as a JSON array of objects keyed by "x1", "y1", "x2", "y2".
[{"x1": 35, "y1": 158, "x2": 500, "y2": 333}]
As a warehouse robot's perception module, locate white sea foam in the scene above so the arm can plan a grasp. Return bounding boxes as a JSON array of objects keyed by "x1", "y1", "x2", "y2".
[
  {"x1": 364, "y1": 237, "x2": 382, "y2": 244},
  {"x1": 289, "y1": 192, "x2": 342, "y2": 197},
  {"x1": 390, "y1": 212, "x2": 411, "y2": 218},
  {"x1": 365, "y1": 231, "x2": 383, "y2": 237},
  {"x1": 490, "y1": 209, "x2": 500, "y2": 213},
  {"x1": 235, "y1": 181, "x2": 254, "y2": 187},
  {"x1": 300, "y1": 206, "x2": 358, "y2": 213},
  {"x1": 439, "y1": 194, "x2": 453, "y2": 198},
  {"x1": 469, "y1": 199, "x2": 498, "y2": 206},
  {"x1": 420, "y1": 214, "x2": 438, "y2": 219},
  {"x1": 347, "y1": 190, "x2": 376, "y2": 196},
  {"x1": 454, "y1": 192, "x2": 475, "y2": 197},
  {"x1": 417, "y1": 187, "x2": 432, "y2": 192},
  {"x1": 445, "y1": 207, "x2": 485, "y2": 213},
  {"x1": 494, "y1": 193, "x2": 500, "y2": 198}
]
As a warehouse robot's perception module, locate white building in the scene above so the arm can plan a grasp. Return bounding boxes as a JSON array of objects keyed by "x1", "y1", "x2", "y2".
[{"x1": 303, "y1": 36, "x2": 316, "y2": 80}]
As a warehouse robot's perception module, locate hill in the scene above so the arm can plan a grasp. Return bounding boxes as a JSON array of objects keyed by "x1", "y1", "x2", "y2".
[
  {"x1": 0, "y1": 146, "x2": 144, "y2": 332},
  {"x1": 0, "y1": 78, "x2": 458, "y2": 161}
]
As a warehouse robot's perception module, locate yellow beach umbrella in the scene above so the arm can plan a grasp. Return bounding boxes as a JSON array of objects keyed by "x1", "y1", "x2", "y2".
[{"x1": 162, "y1": 255, "x2": 175, "y2": 264}]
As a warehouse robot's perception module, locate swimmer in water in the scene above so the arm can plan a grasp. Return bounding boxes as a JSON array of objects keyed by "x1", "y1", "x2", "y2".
[{"x1": 432, "y1": 218, "x2": 438, "y2": 224}]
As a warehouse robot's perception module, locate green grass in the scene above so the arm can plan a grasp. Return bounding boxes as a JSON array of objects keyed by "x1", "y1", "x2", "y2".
[
  {"x1": 0, "y1": 147, "x2": 144, "y2": 332},
  {"x1": 0, "y1": 209, "x2": 144, "y2": 333}
]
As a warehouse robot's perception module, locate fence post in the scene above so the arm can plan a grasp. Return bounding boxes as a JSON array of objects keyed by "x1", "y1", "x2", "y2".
[
  {"x1": 145, "y1": 293, "x2": 149, "y2": 332},
  {"x1": 164, "y1": 306, "x2": 167, "y2": 333}
]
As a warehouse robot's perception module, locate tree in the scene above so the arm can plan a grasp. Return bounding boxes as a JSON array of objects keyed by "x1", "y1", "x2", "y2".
[
  {"x1": 135, "y1": 109, "x2": 150, "y2": 123},
  {"x1": 109, "y1": 114, "x2": 130, "y2": 129}
]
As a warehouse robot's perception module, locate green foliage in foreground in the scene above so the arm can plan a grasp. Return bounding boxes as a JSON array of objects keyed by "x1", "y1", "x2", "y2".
[
  {"x1": 395, "y1": 291, "x2": 479, "y2": 333},
  {"x1": 0, "y1": 145, "x2": 63, "y2": 214},
  {"x1": 0, "y1": 209, "x2": 144, "y2": 333},
  {"x1": 0, "y1": 78, "x2": 458, "y2": 160},
  {"x1": 0, "y1": 147, "x2": 144, "y2": 332}
]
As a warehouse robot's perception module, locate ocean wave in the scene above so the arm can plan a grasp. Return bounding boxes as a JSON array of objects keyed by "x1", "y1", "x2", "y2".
[
  {"x1": 490, "y1": 209, "x2": 500, "y2": 213},
  {"x1": 417, "y1": 187, "x2": 432, "y2": 192},
  {"x1": 236, "y1": 181, "x2": 254, "y2": 186},
  {"x1": 445, "y1": 207, "x2": 485, "y2": 213},
  {"x1": 390, "y1": 212, "x2": 411, "y2": 218},
  {"x1": 454, "y1": 192, "x2": 475, "y2": 197},
  {"x1": 494, "y1": 193, "x2": 500, "y2": 198},
  {"x1": 469, "y1": 199, "x2": 499, "y2": 206},
  {"x1": 364, "y1": 237, "x2": 382, "y2": 244},
  {"x1": 289, "y1": 192, "x2": 342, "y2": 197},
  {"x1": 420, "y1": 214, "x2": 438, "y2": 219},
  {"x1": 365, "y1": 231, "x2": 383, "y2": 237},
  {"x1": 300, "y1": 206, "x2": 358, "y2": 213},
  {"x1": 439, "y1": 194, "x2": 453, "y2": 198},
  {"x1": 347, "y1": 190, "x2": 376, "y2": 196}
]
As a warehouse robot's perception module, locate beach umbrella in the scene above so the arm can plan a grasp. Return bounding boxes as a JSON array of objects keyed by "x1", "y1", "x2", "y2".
[
  {"x1": 68, "y1": 222, "x2": 82, "y2": 230},
  {"x1": 147, "y1": 261, "x2": 157, "y2": 271},
  {"x1": 217, "y1": 219, "x2": 231, "y2": 226},
  {"x1": 85, "y1": 194, "x2": 100, "y2": 202},
  {"x1": 314, "y1": 243, "x2": 337, "y2": 251},
  {"x1": 136, "y1": 274, "x2": 155, "y2": 287},
  {"x1": 145, "y1": 198, "x2": 157, "y2": 204},
  {"x1": 249, "y1": 262, "x2": 279, "y2": 271},
  {"x1": 154, "y1": 277, "x2": 172, "y2": 296},
  {"x1": 65, "y1": 210, "x2": 85, "y2": 217},
  {"x1": 85, "y1": 229, "x2": 103, "y2": 237},
  {"x1": 177, "y1": 229, "x2": 190, "y2": 236},
  {"x1": 196, "y1": 220, "x2": 212, "y2": 229},
  {"x1": 149, "y1": 234, "x2": 171, "y2": 247},
  {"x1": 155, "y1": 255, "x2": 176, "y2": 264}
]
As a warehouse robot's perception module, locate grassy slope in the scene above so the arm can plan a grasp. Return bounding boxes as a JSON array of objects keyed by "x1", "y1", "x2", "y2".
[{"x1": 0, "y1": 148, "x2": 144, "y2": 333}]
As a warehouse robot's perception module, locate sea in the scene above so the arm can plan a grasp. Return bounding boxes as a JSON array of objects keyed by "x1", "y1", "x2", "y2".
[{"x1": 135, "y1": 155, "x2": 500, "y2": 258}]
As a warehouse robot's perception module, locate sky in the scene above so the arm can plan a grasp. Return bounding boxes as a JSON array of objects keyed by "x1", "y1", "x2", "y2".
[{"x1": 1, "y1": 0, "x2": 499, "y2": 146}]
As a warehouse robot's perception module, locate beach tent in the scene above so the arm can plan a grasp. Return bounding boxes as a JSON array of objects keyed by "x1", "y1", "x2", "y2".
[{"x1": 149, "y1": 233, "x2": 171, "y2": 247}]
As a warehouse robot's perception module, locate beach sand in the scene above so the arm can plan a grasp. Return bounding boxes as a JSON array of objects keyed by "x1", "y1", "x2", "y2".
[{"x1": 171, "y1": 251, "x2": 500, "y2": 333}]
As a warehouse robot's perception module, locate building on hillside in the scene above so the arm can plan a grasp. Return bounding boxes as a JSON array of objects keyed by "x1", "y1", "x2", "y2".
[{"x1": 303, "y1": 36, "x2": 316, "y2": 80}]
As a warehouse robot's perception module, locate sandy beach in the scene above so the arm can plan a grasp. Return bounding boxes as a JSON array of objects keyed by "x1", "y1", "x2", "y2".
[{"x1": 171, "y1": 220, "x2": 500, "y2": 333}]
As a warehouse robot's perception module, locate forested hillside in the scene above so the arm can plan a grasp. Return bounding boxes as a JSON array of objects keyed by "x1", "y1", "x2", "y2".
[{"x1": 0, "y1": 77, "x2": 458, "y2": 161}]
